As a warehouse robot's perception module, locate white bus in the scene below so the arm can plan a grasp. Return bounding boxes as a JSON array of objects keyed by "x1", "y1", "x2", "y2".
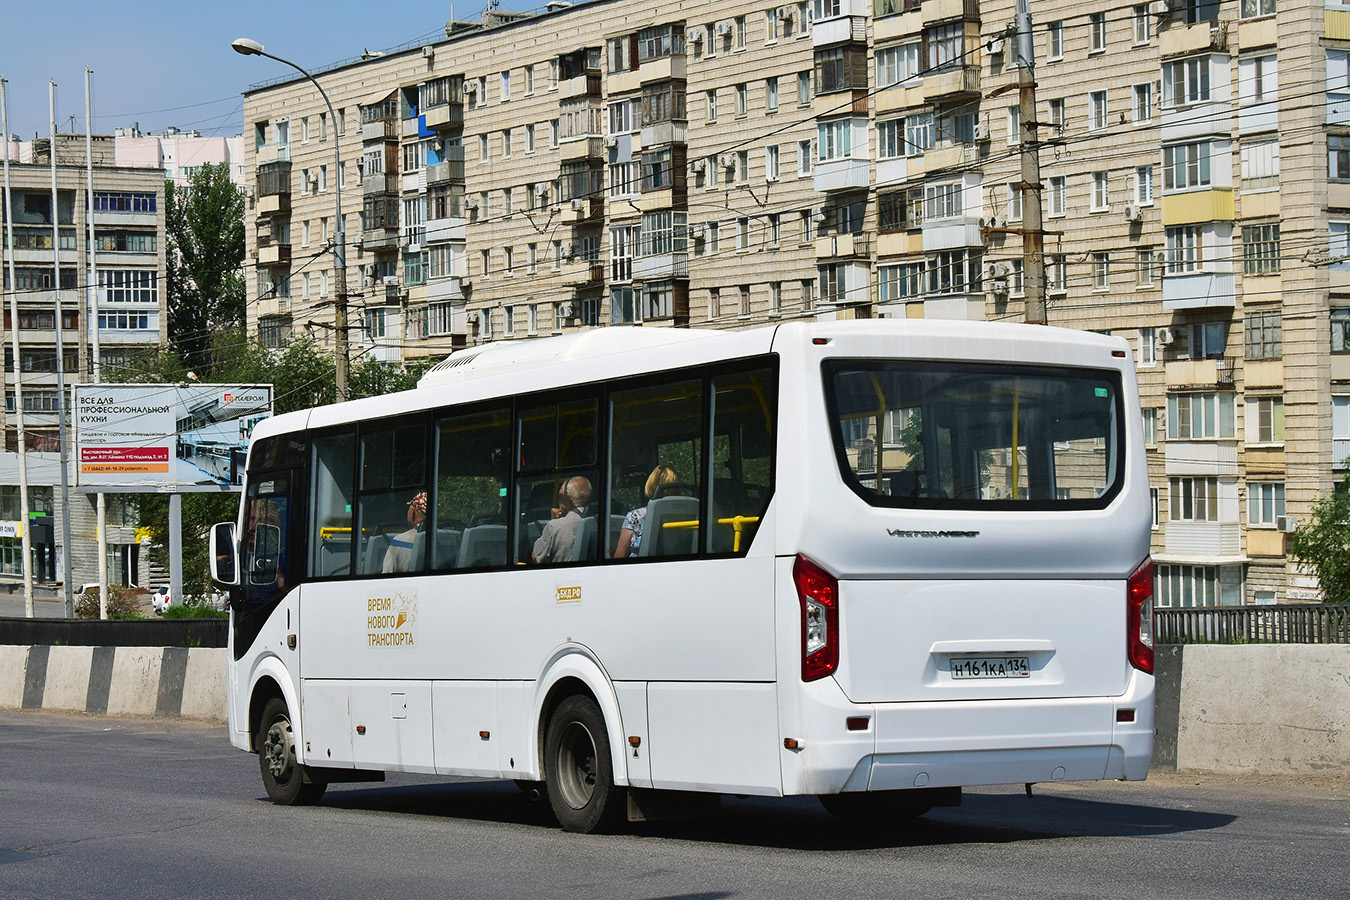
[{"x1": 211, "y1": 319, "x2": 1155, "y2": 833}]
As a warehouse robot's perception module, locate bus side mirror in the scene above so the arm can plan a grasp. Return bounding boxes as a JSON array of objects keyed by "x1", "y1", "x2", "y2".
[{"x1": 210, "y1": 522, "x2": 239, "y2": 586}]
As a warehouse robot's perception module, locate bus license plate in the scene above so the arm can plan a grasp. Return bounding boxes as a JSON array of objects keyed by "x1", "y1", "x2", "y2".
[{"x1": 950, "y1": 656, "x2": 1031, "y2": 679}]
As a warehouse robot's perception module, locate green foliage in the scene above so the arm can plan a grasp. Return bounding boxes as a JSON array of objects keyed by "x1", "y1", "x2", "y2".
[
  {"x1": 1287, "y1": 480, "x2": 1350, "y2": 603},
  {"x1": 74, "y1": 584, "x2": 143, "y2": 620},
  {"x1": 162, "y1": 604, "x2": 228, "y2": 619},
  {"x1": 165, "y1": 164, "x2": 246, "y2": 373}
]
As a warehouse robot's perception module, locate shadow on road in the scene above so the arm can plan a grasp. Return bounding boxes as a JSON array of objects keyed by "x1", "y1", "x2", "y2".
[{"x1": 303, "y1": 778, "x2": 1236, "y2": 851}]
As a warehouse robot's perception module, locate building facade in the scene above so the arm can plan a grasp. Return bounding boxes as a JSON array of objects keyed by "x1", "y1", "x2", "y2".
[
  {"x1": 113, "y1": 125, "x2": 247, "y2": 189},
  {"x1": 1, "y1": 135, "x2": 168, "y2": 588},
  {"x1": 242, "y1": 0, "x2": 1350, "y2": 606}
]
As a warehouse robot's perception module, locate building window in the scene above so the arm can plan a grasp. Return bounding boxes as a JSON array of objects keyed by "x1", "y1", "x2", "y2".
[
  {"x1": 1089, "y1": 12, "x2": 1107, "y2": 51},
  {"x1": 1138, "y1": 248, "x2": 1157, "y2": 286},
  {"x1": 1135, "y1": 165, "x2": 1155, "y2": 204},
  {"x1": 1333, "y1": 308, "x2": 1350, "y2": 352},
  {"x1": 766, "y1": 7, "x2": 780, "y2": 41},
  {"x1": 1241, "y1": 138, "x2": 1280, "y2": 191},
  {"x1": 1040, "y1": 175, "x2": 1064, "y2": 217},
  {"x1": 771, "y1": 281, "x2": 783, "y2": 313},
  {"x1": 766, "y1": 145, "x2": 780, "y2": 181},
  {"x1": 1190, "y1": 321, "x2": 1227, "y2": 359},
  {"x1": 925, "y1": 249, "x2": 980, "y2": 294},
  {"x1": 1133, "y1": 4, "x2": 1152, "y2": 43},
  {"x1": 1091, "y1": 172, "x2": 1109, "y2": 212},
  {"x1": 1133, "y1": 83, "x2": 1153, "y2": 123},
  {"x1": 1089, "y1": 91, "x2": 1108, "y2": 130},
  {"x1": 1170, "y1": 476, "x2": 1219, "y2": 521},
  {"x1": 1167, "y1": 392, "x2": 1235, "y2": 439},
  {"x1": 817, "y1": 119, "x2": 853, "y2": 161},
  {"x1": 1046, "y1": 254, "x2": 1066, "y2": 293},
  {"x1": 798, "y1": 71, "x2": 812, "y2": 105},
  {"x1": 1156, "y1": 565, "x2": 1240, "y2": 608},
  {"x1": 1247, "y1": 396, "x2": 1284, "y2": 444},
  {"x1": 1046, "y1": 21, "x2": 1064, "y2": 60},
  {"x1": 876, "y1": 43, "x2": 920, "y2": 87},
  {"x1": 735, "y1": 83, "x2": 748, "y2": 117},
  {"x1": 1241, "y1": 0, "x2": 1276, "y2": 18},
  {"x1": 1162, "y1": 56, "x2": 1211, "y2": 108},
  {"x1": 766, "y1": 76, "x2": 779, "y2": 112},
  {"x1": 1092, "y1": 252, "x2": 1110, "y2": 290},
  {"x1": 1248, "y1": 482, "x2": 1285, "y2": 526},
  {"x1": 500, "y1": 70, "x2": 511, "y2": 101},
  {"x1": 1331, "y1": 135, "x2": 1350, "y2": 180},
  {"x1": 1166, "y1": 225, "x2": 1202, "y2": 273},
  {"x1": 1139, "y1": 327, "x2": 1158, "y2": 366},
  {"x1": 877, "y1": 262, "x2": 925, "y2": 303},
  {"x1": 923, "y1": 182, "x2": 962, "y2": 220},
  {"x1": 1143, "y1": 407, "x2": 1159, "y2": 445},
  {"x1": 644, "y1": 281, "x2": 674, "y2": 319},
  {"x1": 1243, "y1": 223, "x2": 1281, "y2": 274},
  {"x1": 1048, "y1": 98, "x2": 1066, "y2": 135}
]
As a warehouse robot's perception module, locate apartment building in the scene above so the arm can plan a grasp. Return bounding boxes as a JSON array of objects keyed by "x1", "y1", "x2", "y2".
[
  {"x1": 114, "y1": 125, "x2": 247, "y2": 189},
  {"x1": 241, "y1": 0, "x2": 1350, "y2": 606},
  {"x1": 1, "y1": 135, "x2": 167, "y2": 587}
]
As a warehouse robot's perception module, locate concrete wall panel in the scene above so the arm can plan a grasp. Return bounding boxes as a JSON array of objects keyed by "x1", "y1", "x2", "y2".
[
  {"x1": 42, "y1": 646, "x2": 94, "y2": 712},
  {"x1": 0, "y1": 645, "x2": 27, "y2": 708},
  {"x1": 105, "y1": 647, "x2": 163, "y2": 717},
  {"x1": 179, "y1": 649, "x2": 228, "y2": 720}
]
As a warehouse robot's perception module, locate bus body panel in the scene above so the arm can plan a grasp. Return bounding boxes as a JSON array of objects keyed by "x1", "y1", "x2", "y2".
[
  {"x1": 229, "y1": 590, "x2": 303, "y2": 753},
  {"x1": 646, "y1": 681, "x2": 781, "y2": 795}
]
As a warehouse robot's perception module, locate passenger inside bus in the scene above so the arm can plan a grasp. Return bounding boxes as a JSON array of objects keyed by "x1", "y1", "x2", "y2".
[
  {"x1": 531, "y1": 476, "x2": 592, "y2": 563},
  {"x1": 382, "y1": 491, "x2": 427, "y2": 573},
  {"x1": 613, "y1": 465, "x2": 678, "y2": 559}
]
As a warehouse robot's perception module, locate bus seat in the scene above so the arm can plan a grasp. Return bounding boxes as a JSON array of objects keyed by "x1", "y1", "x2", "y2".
[
  {"x1": 638, "y1": 496, "x2": 699, "y2": 558},
  {"x1": 570, "y1": 514, "x2": 598, "y2": 562},
  {"x1": 432, "y1": 528, "x2": 462, "y2": 569},
  {"x1": 362, "y1": 533, "x2": 391, "y2": 574},
  {"x1": 458, "y1": 524, "x2": 507, "y2": 568},
  {"x1": 606, "y1": 514, "x2": 626, "y2": 556}
]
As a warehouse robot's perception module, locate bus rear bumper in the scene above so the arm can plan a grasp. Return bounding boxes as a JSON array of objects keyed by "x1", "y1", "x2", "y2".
[{"x1": 790, "y1": 670, "x2": 1155, "y2": 795}]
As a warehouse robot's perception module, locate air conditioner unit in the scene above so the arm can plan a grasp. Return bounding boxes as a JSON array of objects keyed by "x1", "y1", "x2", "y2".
[
  {"x1": 1149, "y1": 0, "x2": 1174, "y2": 14},
  {"x1": 691, "y1": 158, "x2": 708, "y2": 174},
  {"x1": 465, "y1": 197, "x2": 479, "y2": 209},
  {"x1": 571, "y1": 198, "x2": 588, "y2": 212},
  {"x1": 988, "y1": 278, "x2": 1009, "y2": 295},
  {"x1": 988, "y1": 262, "x2": 1011, "y2": 279},
  {"x1": 690, "y1": 29, "x2": 704, "y2": 43},
  {"x1": 984, "y1": 36, "x2": 1005, "y2": 55},
  {"x1": 973, "y1": 122, "x2": 990, "y2": 141},
  {"x1": 603, "y1": 134, "x2": 619, "y2": 148},
  {"x1": 534, "y1": 184, "x2": 549, "y2": 198},
  {"x1": 464, "y1": 81, "x2": 478, "y2": 94},
  {"x1": 381, "y1": 275, "x2": 400, "y2": 286},
  {"x1": 778, "y1": 4, "x2": 795, "y2": 19},
  {"x1": 689, "y1": 223, "x2": 706, "y2": 238},
  {"x1": 716, "y1": 20, "x2": 733, "y2": 37},
  {"x1": 1275, "y1": 515, "x2": 1298, "y2": 533},
  {"x1": 559, "y1": 301, "x2": 578, "y2": 319},
  {"x1": 422, "y1": 46, "x2": 435, "y2": 60},
  {"x1": 718, "y1": 153, "x2": 736, "y2": 169},
  {"x1": 1124, "y1": 204, "x2": 1143, "y2": 222},
  {"x1": 1157, "y1": 325, "x2": 1187, "y2": 347},
  {"x1": 812, "y1": 207, "x2": 827, "y2": 224}
]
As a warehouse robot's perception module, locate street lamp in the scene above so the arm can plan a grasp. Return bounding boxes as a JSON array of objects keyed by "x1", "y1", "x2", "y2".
[{"x1": 233, "y1": 37, "x2": 351, "y2": 398}]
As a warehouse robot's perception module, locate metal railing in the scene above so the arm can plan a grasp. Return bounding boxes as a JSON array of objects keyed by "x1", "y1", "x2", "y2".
[{"x1": 1155, "y1": 603, "x2": 1350, "y2": 645}]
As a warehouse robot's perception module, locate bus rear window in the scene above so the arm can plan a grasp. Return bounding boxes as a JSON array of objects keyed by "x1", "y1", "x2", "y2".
[{"x1": 825, "y1": 360, "x2": 1124, "y2": 509}]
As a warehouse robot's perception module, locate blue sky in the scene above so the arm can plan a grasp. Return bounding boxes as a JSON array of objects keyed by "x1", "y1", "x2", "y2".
[{"x1": 2, "y1": 1, "x2": 534, "y2": 140}]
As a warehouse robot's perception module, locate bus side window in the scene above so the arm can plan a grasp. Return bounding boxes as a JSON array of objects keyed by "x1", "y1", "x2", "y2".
[
  {"x1": 357, "y1": 423, "x2": 428, "y2": 575},
  {"x1": 516, "y1": 397, "x2": 598, "y2": 565},
  {"x1": 434, "y1": 407, "x2": 512, "y2": 570},
  {"x1": 608, "y1": 379, "x2": 703, "y2": 560},
  {"x1": 242, "y1": 476, "x2": 290, "y2": 604},
  {"x1": 709, "y1": 367, "x2": 775, "y2": 555},
  {"x1": 310, "y1": 431, "x2": 356, "y2": 578}
]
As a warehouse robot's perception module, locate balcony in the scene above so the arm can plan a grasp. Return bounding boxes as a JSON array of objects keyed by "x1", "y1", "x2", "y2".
[
  {"x1": 256, "y1": 193, "x2": 290, "y2": 216},
  {"x1": 425, "y1": 216, "x2": 467, "y2": 244},
  {"x1": 423, "y1": 102, "x2": 465, "y2": 131},
  {"x1": 255, "y1": 142, "x2": 290, "y2": 164},
  {"x1": 257, "y1": 243, "x2": 291, "y2": 267},
  {"x1": 1163, "y1": 522, "x2": 1243, "y2": 559},
  {"x1": 922, "y1": 65, "x2": 980, "y2": 102},
  {"x1": 363, "y1": 174, "x2": 399, "y2": 196},
  {"x1": 812, "y1": 14, "x2": 866, "y2": 48},
  {"x1": 424, "y1": 276, "x2": 469, "y2": 303},
  {"x1": 815, "y1": 231, "x2": 874, "y2": 260},
  {"x1": 921, "y1": 0, "x2": 979, "y2": 23},
  {"x1": 1334, "y1": 438, "x2": 1350, "y2": 470},
  {"x1": 1164, "y1": 358, "x2": 1238, "y2": 390},
  {"x1": 638, "y1": 55, "x2": 686, "y2": 84},
  {"x1": 633, "y1": 252, "x2": 688, "y2": 281},
  {"x1": 427, "y1": 149, "x2": 466, "y2": 184},
  {"x1": 558, "y1": 73, "x2": 602, "y2": 100},
  {"x1": 560, "y1": 260, "x2": 605, "y2": 286},
  {"x1": 1162, "y1": 271, "x2": 1236, "y2": 311},
  {"x1": 560, "y1": 136, "x2": 605, "y2": 161},
  {"x1": 814, "y1": 157, "x2": 870, "y2": 194},
  {"x1": 1161, "y1": 189, "x2": 1235, "y2": 227},
  {"x1": 362, "y1": 119, "x2": 399, "y2": 142}
]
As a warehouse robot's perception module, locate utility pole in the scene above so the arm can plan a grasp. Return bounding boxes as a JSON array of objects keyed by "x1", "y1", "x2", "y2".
[
  {"x1": 1, "y1": 78, "x2": 36, "y2": 617},
  {"x1": 50, "y1": 82, "x2": 75, "y2": 615},
  {"x1": 1015, "y1": 0, "x2": 1048, "y2": 325},
  {"x1": 86, "y1": 68, "x2": 109, "y2": 619}
]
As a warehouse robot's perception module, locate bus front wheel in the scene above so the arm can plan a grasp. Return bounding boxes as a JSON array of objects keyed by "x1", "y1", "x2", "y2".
[
  {"x1": 543, "y1": 695, "x2": 624, "y2": 833},
  {"x1": 257, "y1": 697, "x2": 327, "y2": 806}
]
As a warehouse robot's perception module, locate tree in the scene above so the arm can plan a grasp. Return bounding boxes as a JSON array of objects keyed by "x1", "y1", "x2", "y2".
[
  {"x1": 165, "y1": 164, "x2": 246, "y2": 373},
  {"x1": 1287, "y1": 480, "x2": 1350, "y2": 603}
]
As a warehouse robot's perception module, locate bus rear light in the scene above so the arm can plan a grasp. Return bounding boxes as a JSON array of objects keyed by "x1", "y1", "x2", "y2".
[
  {"x1": 1126, "y1": 557, "x2": 1155, "y2": 675},
  {"x1": 795, "y1": 554, "x2": 839, "y2": 682},
  {"x1": 846, "y1": 716, "x2": 869, "y2": 732},
  {"x1": 1116, "y1": 708, "x2": 1136, "y2": 723}
]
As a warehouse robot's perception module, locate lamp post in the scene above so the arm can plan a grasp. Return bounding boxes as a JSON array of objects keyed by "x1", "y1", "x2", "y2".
[{"x1": 233, "y1": 37, "x2": 350, "y2": 398}]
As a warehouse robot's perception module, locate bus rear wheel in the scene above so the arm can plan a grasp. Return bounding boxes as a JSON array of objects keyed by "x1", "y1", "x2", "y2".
[
  {"x1": 543, "y1": 695, "x2": 624, "y2": 833},
  {"x1": 257, "y1": 697, "x2": 327, "y2": 806}
]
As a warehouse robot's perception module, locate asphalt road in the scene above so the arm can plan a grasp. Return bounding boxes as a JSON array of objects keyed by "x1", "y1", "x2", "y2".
[{"x1": 1, "y1": 710, "x2": 1347, "y2": 900}]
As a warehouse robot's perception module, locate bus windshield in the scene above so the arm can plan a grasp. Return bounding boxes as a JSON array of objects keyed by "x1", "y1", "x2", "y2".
[{"x1": 825, "y1": 360, "x2": 1123, "y2": 510}]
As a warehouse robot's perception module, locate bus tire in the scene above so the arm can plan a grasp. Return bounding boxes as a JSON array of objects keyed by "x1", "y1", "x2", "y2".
[
  {"x1": 543, "y1": 695, "x2": 624, "y2": 833},
  {"x1": 819, "y1": 791, "x2": 932, "y2": 822},
  {"x1": 257, "y1": 697, "x2": 327, "y2": 806}
]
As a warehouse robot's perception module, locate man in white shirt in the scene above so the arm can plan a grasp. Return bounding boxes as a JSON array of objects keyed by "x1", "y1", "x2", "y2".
[{"x1": 531, "y1": 476, "x2": 591, "y2": 564}]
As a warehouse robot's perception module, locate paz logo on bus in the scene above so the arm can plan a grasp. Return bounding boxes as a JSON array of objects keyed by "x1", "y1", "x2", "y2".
[{"x1": 366, "y1": 592, "x2": 418, "y2": 648}]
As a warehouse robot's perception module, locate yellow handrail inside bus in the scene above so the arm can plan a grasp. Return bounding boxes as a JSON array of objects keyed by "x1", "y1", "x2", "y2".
[
  {"x1": 319, "y1": 527, "x2": 352, "y2": 541},
  {"x1": 662, "y1": 515, "x2": 762, "y2": 552}
]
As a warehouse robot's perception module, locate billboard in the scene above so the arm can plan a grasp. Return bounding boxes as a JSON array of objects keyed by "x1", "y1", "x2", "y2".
[{"x1": 74, "y1": 384, "x2": 273, "y2": 490}]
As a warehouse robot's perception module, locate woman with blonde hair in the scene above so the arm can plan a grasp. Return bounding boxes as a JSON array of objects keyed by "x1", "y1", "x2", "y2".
[{"x1": 613, "y1": 465, "x2": 678, "y2": 559}]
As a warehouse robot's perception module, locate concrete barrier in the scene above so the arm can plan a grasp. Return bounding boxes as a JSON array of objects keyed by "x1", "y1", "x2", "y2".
[
  {"x1": 2, "y1": 642, "x2": 1348, "y2": 774},
  {"x1": 0, "y1": 645, "x2": 227, "y2": 723}
]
